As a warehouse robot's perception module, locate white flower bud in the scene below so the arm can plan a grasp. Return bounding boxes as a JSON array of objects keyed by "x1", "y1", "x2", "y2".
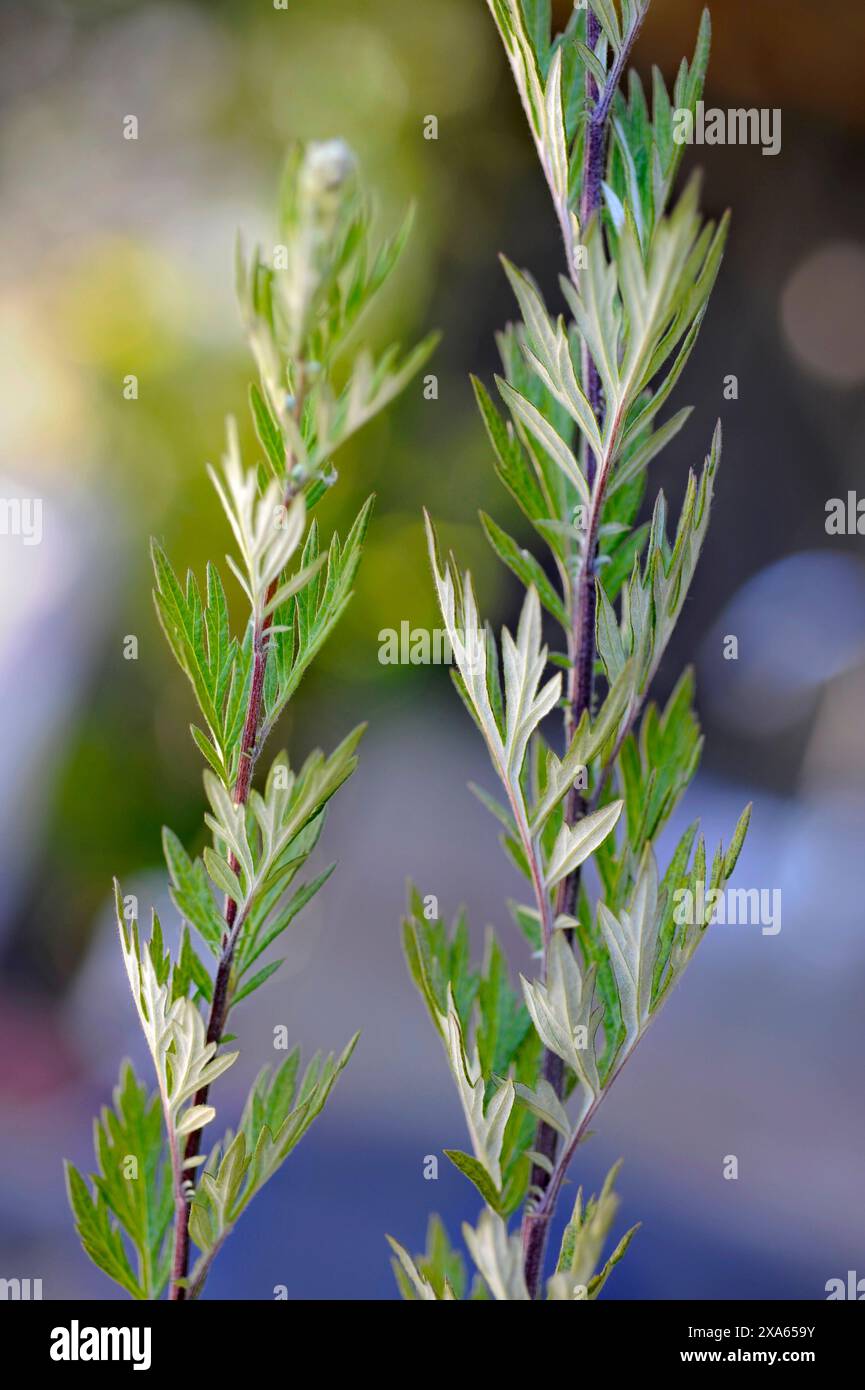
[{"x1": 300, "y1": 139, "x2": 357, "y2": 200}]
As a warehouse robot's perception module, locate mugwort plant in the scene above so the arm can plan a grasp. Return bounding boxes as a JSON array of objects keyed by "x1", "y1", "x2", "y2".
[
  {"x1": 65, "y1": 141, "x2": 436, "y2": 1300},
  {"x1": 390, "y1": 0, "x2": 750, "y2": 1301}
]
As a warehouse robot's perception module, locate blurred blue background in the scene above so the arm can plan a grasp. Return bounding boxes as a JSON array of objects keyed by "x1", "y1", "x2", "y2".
[{"x1": 1, "y1": 0, "x2": 864, "y2": 1300}]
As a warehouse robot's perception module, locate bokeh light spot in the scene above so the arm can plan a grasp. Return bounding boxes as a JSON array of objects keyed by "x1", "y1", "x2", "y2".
[{"x1": 780, "y1": 240, "x2": 865, "y2": 385}]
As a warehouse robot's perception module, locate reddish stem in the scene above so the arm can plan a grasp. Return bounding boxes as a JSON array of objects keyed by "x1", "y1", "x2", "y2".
[{"x1": 169, "y1": 580, "x2": 277, "y2": 1299}]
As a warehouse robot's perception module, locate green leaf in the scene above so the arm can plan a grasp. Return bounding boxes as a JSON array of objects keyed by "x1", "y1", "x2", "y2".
[
  {"x1": 479, "y1": 511, "x2": 567, "y2": 628},
  {"x1": 508, "y1": 899, "x2": 543, "y2": 953},
  {"x1": 203, "y1": 730, "x2": 363, "y2": 927},
  {"x1": 476, "y1": 929, "x2": 534, "y2": 1081},
  {"x1": 546, "y1": 799, "x2": 623, "y2": 889},
  {"x1": 524, "y1": 0, "x2": 552, "y2": 70},
  {"x1": 390, "y1": 1215, "x2": 466, "y2": 1301},
  {"x1": 598, "y1": 847, "x2": 663, "y2": 1052},
  {"x1": 172, "y1": 925, "x2": 214, "y2": 1006},
  {"x1": 402, "y1": 889, "x2": 479, "y2": 1037},
  {"x1": 588, "y1": 1221, "x2": 640, "y2": 1299},
  {"x1": 249, "y1": 381, "x2": 285, "y2": 479},
  {"x1": 548, "y1": 1161, "x2": 639, "y2": 1300},
  {"x1": 240, "y1": 863, "x2": 335, "y2": 976},
  {"x1": 66, "y1": 1161, "x2": 144, "y2": 1299},
  {"x1": 151, "y1": 543, "x2": 244, "y2": 785},
  {"x1": 231, "y1": 958, "x2": 284, "y2": 1007},
  {"x1": 439, "y1": 1003, "x2": 515, "y2": 1192},
  {"x1": 86, "y1": 1061, "x2": 173, "y2": 1299},
  {"x1": 387, "y1": 1235, "x2": 455, "y2": 1301},
  {"x1": 521, "y1": 932, "x2": 602, "y2": 1096},
  {"x1": 513, "y1": 1075, "x2": 572, "y2": 1140},
  {"x1": 472, "y1": 376, "x2": 555, "y2": 548},
  {"x1": 497, "y1": 377, "x2": 591, "y2": 504},
  {"x1": 116, "y1": 893, "x2": 237, "y2": 1154},
  {"x1": 203, "y1": 846, "x2": 243, "y2": 907},
  {"x1": 444, "y1": 1149, "x2": 506, "y2": 1214},
  {"x1": 462, "y1": 1207, "x2": 529, "y2": 1301},
  {"x1": 234, "y1": 1035, "x2": 359, "y2": 1213},
  {"x1": 724, "y1": 802, "x2": 752, "y2": 878},
  {"x1": 265, "y1": 497, "x2": 375, "y2": 721},
  {"x1": 163, "y1": 827, "x2": 224, "y2": 955}
]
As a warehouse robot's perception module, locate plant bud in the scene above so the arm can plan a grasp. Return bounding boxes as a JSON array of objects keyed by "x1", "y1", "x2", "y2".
[{"x1": 299, "y1": 139, "x2": 357, "y2": 240}]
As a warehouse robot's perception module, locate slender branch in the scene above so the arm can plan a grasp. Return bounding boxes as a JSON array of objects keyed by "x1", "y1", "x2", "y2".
[
  {"x1": 537, "y1": 991, "x2": 659, "y2": 1232},
  {"x1": 165, "y1": 1104, "x2": 190, "y2": 1302},
  {"x1": 519, "y1": 10, "x2": 650, "y2": 1296},
  {"x1": 169, "y1": 582, "x2": 277, "y2": 1300},
  {"x1": 594, "y1": 7, "x2": 649, "y2": 137},
  {"x1": 524, "y1": 913, "x2": 682, "y2": 1296},
  {"x1": 538, "y1": 1085, "x2": 610, "y2": 1229},
  {"x1": 169, "y1": 389, "x2": 306, "y2": 1301},
  {"x1": 522, "y1": 394, "x2": 630, "y2": 1294},
  {"x1": 579, "y1": 10, "x2": 605, "y2": 492}
]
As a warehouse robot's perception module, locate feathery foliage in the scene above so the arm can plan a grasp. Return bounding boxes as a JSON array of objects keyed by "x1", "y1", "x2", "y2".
[
  {"x1": 67, "y1": 140, "x2": 435, "y2": 1299},
  {"x1": 390, "y1": 0, "x2": 750, "y2": 1301}
]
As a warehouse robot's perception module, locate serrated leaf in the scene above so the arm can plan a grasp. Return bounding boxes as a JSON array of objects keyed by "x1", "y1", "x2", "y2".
[{"x1": 480, "y1": 511, "x2": 567, "y2": 628}]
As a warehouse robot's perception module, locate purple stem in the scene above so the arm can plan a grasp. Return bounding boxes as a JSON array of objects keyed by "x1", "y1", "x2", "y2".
[{"x1": 520, "y1": 4, "x2": 646, "y2": 1299}]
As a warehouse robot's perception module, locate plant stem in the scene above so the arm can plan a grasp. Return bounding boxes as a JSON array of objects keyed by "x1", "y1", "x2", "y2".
[
  {"x1": 520, "y1": 7, "x2": 648, "y2": 1296},
  {"x1": 168, "y1": 597, "x2": 274, "y2": 1300},
  {"x1": 580, "y1": 9, "x2": 604, "y2": 489},
  {"x1": 166, "y1": 1123, "x2": 190, "y2": 1299},
  {"x1": 169, "y1": 390, "x2": 306, "y2": 1301},
  {"x1": 521, "y1": 395, "x2": 630, "y2": 1295}
]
